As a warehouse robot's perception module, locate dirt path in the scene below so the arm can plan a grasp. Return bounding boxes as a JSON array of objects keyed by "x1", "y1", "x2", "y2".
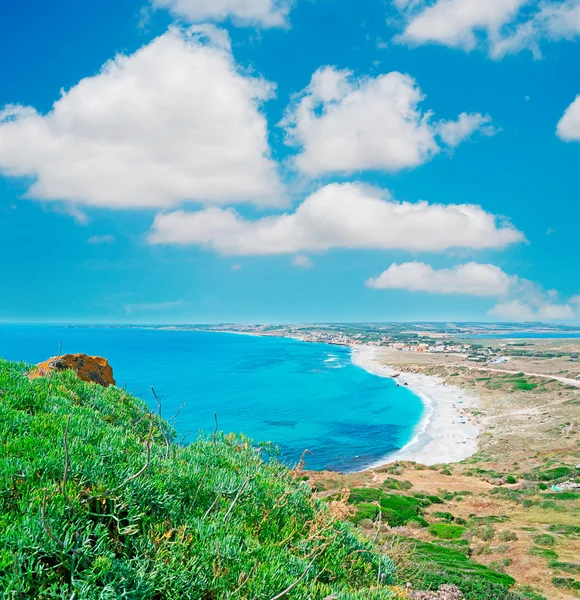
[{"x1": 467, "y1": 366, "x2": 580, "y2": 387}]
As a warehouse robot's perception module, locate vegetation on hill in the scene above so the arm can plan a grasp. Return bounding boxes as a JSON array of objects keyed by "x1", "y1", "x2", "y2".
[
  {"x1": 0, "y1": 359, "x2": 393, "y2": 599},
  {"x1": 0, "y1": 358, "x2": 559, "y2": 599}
]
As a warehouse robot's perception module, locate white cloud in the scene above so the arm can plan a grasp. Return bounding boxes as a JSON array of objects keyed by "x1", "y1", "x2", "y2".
[
  {"x1": 397, "y1": 0, "x2": 527, "y2": 52},
  {"x1": 488, "y1": 299, "x2": 536, "y2": 321},
  {"x1": 0, "y1": 26, "x2": 282, "y2": 210},
  {"x1": 395, "y1": 0, "x2": 580, "y2": 59},
  {"x1": 231, "y1": 263, "x2": 243, "y2": 271},
  {"x1": 150, "y1": 0, "x2": 291, "y2": 27},
  {"x1": 149, "y1": 182, "x2": 524, "y2": 254},
  {"x1": 538, "y1": 303, "x2": 575, "y2": 320},
  {"x1": 488, "y1": 300, "x2": 575, "y2": 321},
  {"x1": 292, "y1": 255, "x2": 314, "y2": 268},
  {"x1": 495, "y1": 0, "x2": 580, "y2": 58},
  {"x1": 280, "y1": 67, "x2": 494, "y2": 176},
  {"x1": 438, "y1": 113, "x2": 497, "y2": 147},
  {"x1": 367, "y1": 259, "x2": 577, "y2": 322},
  {"x1": 366, "y1": 262, "x2": 513, "y2": 296},
  {"x1": 87, "y1": 234, "x2": 115, "y2": 244},
  {"x1": 487, "y1": 277, "x2": 577, "y2": 321},
  {"x1": 556, "y1": 96, "x2": 580, "y2": 141}
]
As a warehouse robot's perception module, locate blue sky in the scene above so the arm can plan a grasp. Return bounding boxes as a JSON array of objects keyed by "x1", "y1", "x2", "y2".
[{"x1": 0, "y1": 0, "x2": 579, "y2": 324}]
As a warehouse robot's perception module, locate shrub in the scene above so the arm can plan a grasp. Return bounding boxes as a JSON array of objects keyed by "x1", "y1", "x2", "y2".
[
  {"x1": 381, "y1": 478, "x2": 412, "y2": 491},
  {"x1": 472, "y1": 525, "x2": 496, "y2": 542},
  {"x1": 432, "y1": 511, "x2": 455, "y2": 522},
  {"x1": 532, "y1": 533, "x2": 555, "y2": 546},
  {"x1": 549, "y1": 561, "x2": 580, "y2": 574},
  {"x1": 513, "y1": 378, "x2": 538, "y2": 391},
  {"x1": 552, "y1": 577, "x2": 580, "y2": 590},
  {"x1": 529, "y1": 547, "x2": 558, "y2": 559},
  {"x1": 547, "y1": 523, "x2": 580, "y2": 536},
  {"x1": 349, "y1": 487, "x2": 385, "y2": 504},
  {"x1": 499, "y1": 530, "x2": 518, "y2": 542},
  {"x1": 428, "y1": 524, "x2": 466, "y2": 540},
  {"x1": 352, "y1": 503, "x2": 380, "y2": 525},
  {"x1": 380, "y1": 494, "x2": 428, "y2": 527}
]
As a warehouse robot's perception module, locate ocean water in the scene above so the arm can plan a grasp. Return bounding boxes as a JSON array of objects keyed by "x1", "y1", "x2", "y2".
[{"x1": 0, "y1": 325, "x2": 424, "y2": 472}]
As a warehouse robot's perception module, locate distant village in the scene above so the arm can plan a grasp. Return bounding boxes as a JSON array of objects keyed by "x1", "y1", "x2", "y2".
[{"x1": 198, "y1": 324, "x2": 512, "y2": 364}]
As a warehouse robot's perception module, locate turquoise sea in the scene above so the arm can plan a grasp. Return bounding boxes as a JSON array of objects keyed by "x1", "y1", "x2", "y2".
[{"x1": 0, "y1": 325, "x2": 424, "y2": 473}]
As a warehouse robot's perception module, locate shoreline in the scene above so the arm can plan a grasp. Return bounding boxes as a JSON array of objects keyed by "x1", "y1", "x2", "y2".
[{"x1": 351, "y1": 345, "x2": 481, "y2": 467}]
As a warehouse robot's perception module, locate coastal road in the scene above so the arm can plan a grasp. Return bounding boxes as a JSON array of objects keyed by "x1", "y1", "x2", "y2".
[{"x1": 468, "y1": 366, "x2": 580, "y2": 388}]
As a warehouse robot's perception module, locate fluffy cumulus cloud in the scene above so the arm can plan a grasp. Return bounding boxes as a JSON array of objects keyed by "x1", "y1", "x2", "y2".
[
  {"x1": 438, "y1": 113, "x2": 497, "y2": 147},
  {"x1": 366, "y1": 262, "x2": 513, "y2": 296},
  {"x1": 488, "y1": 300, "x2": 575, "y2": 321},
  {"x1": 150, "y1": 0, "x2": 292, "y2": 27},
  {"x1": 149, "y1": 182, "x2": 524, "y2": 254},
  {"x1": 487, "y1": 277, "x2": 576, "y2": 321},
  {"x1": 367, "y1": 260, "x2": 577, "y2": 321},
  {"x1": 395, "y1": 0, "x2": 580, "y2": 59},
  {"x1": 0, "y1": 26, "x2": 283, "y2": 210},
  {"x1": 556, "y1": 96, "x2": 580, "y2": 141},
  {"x1": 280, "y1": 67, "x2": 495, "y2": 176},
  {"x1": 487, "y1": 300, "x2": 536, "y2": 320}
]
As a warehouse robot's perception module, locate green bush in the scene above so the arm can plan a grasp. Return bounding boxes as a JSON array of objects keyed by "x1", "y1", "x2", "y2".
[
  {"x1": 399, "y1": 539, "x2": 525, "y2": 599},
  {"x1": 379, "y1": 494, "x2": 428, "y2": 527},
  {"x1": 498, "y1": 530, "x2": 518, "y2": 542},
  {"x1": 552, "y1": 576, "x2": 580, "y2": 590},
  {"x1": 352, "y1": 503, "x2": 380, "y2": 525},
  {"x1": 380, "y1": 478, "x2": 412, "y2": 491},
  {"x1": 513, "y1": 378, "x2": 538, "y2": 391},
  {"x1": 549, "y1": 561, "x2": 580, "y2": 574},
  {"x1": 428, "y1": 524, "x2": 466, "y2": 540},
  {"x1": 525, "y1": 466, "x2": 578, "y2": 481},
  {"x1": 0, "y1": 359, "x2": 395, "y2": 598},
  {"x1": 432, "y1": 511, "x2": 455, "y2": 522},
  {"x1": 349, "y1": 487, "x2": 385, "y2": 504},
  {"x1": 529, "y1": 547, "x2": 558, "y2": 559},
  {"x1": 532, "y1": 533, "x2": 555, "y2": 546},
  {"x1": 547, "y1": 523, "x2": 580, "y2": 536}
]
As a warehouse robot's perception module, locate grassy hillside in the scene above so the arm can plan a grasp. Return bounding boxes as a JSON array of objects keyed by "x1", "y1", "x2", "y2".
[
  {"x1": 0, "y1": 359, "x2": 394, "y2": 599},
  {"x1": 0, "y1": 358, "x2": 540, "y2": 599}
]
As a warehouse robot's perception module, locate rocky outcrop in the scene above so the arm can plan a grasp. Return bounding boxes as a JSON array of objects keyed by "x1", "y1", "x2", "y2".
[{"x1": 29, "y1": 354, "x2": 115, "y2": 387}]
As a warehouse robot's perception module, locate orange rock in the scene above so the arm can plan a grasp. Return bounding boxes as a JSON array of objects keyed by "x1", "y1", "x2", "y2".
[{"x1": 29, "y1": 354, "x2": 116, "y2": 387}]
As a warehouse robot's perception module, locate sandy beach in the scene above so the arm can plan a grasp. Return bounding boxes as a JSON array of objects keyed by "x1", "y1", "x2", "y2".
[{"x1": 351, "y1": 345, "x2": 481, "y2": 467}]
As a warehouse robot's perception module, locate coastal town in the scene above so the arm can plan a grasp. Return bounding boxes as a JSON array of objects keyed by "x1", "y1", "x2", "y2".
[{"x1": 155, "y1": 321, "x2": 580, "y2": 365}]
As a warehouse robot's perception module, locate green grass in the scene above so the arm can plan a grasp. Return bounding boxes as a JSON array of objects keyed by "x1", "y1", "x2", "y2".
[
  {"x1": 512, "y1": 378, "x2": 538, "y2": 392},
  {"x1": 428, "y1": 524, "x2": 466, "y2": 540},
  {"x1": 0, "y1": 359, "x2": 395, "y2": 598}
]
